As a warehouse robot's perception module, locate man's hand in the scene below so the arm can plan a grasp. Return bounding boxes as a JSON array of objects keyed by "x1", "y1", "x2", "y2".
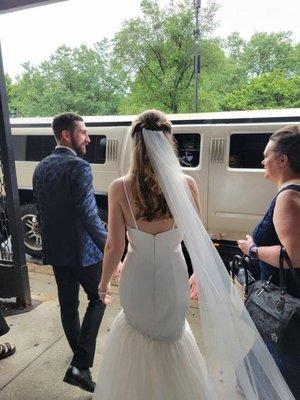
[
  {"x1": 189, "y1": 273, "x2": 198, "y2": 300},
  {"x1": 210, "y1": 232, "x2": 223, "y2": 240}
]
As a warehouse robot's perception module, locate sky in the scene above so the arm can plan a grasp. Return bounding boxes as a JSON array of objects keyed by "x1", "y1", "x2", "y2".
[{"x1": 0, "y1": 0, "x2": 299, "y2": 78}]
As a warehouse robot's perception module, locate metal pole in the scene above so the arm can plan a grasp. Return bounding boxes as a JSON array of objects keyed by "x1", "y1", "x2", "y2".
[
  {"x1": 0, "y1": 42, "x2": 31, "y2": 306},
  {"x1": 194, "y1": 0, "x2": 201, "y2": 113}
]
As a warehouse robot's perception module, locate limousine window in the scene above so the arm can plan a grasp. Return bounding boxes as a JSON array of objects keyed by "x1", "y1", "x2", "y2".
[
  {"x1": 174, "y1": 133, "x2": 201, "y2": 167},
  {"x1": 12, "y1": 134, "x2": 107, "y2": 164},
  {"x1": 229, "y1": 133, "x2": 271, "y2": 168},
  {"x1": 84, "y1": 135, "x2": 106, "y2": 164},
  {"x1": 13, "y1": 135, "x2": 56, "y2": 161}
]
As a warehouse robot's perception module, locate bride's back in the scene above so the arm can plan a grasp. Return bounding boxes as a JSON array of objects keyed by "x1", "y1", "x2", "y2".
[
  {"x1": 119, "y1": 174, "x2": 189, "y2": 341},
  {"x1": 119, "y1": 109, "x2": 178, "y2": 235},
  {"x1": 111, "y1": 108, "x2": 201, "y2": 242},
  {"x1": 120, "y1": 175, "x2": 176, "y2": 235}
]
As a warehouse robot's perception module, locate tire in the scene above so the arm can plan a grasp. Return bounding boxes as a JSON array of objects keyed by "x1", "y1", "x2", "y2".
[
  {"x1": 20, "y1": 205, "x2": 107, "y2": 260},
  {"x1": 20, "y1": 203, "x2": 43, "y2": 259}
]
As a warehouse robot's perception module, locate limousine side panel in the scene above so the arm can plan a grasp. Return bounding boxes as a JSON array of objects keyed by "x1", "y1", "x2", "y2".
[
  {"x1": 9, "y1": 110, "x2": 300, "y2": 259},
  {"x1": 207, "y1": 122, "x2": 291, "y2": 240}
]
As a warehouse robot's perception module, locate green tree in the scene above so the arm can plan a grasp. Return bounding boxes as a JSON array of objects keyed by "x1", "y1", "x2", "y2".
[
  {"x1": 222, "y1": 32, "x2": 248, "y2": 90},
  {"x1": 225, "y1": 32, "x2": 246, "y2": 62},
  {"x1": 232, "y1": 31, "x2": 297, "y2": 78},
  {"x1": 222, "y1": 70, "x2": 300, "y2": 110},
  {"x1": 292, "y1": 42, "x2": 300, "y2": 75},
  {"x1": 114, "y1": 0, "x2": 223, "y2": 113},
  {"x1": 5, "y1": 74, "x2": 21, "y2": 117},
  {"x1": 8, "y1": 41, "x2": 124, "y2": 117},
  {"x1": 5, "y1": 0, "x2": 299, "y2": 116},
  {"x1": 221, "y1": 31, "x2": 299, "y2": 111}
]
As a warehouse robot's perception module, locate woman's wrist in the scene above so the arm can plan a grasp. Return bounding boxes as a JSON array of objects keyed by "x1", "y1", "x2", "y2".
[
  {"x1": 99, "y1": 281, "x2": 111, "y2": 294},
  {"x1": 99, "y1": 281, "x2": 107, "y2": 292},
  {"x1": 248, "y1": 244, "x2": 259, "y2": 261}
]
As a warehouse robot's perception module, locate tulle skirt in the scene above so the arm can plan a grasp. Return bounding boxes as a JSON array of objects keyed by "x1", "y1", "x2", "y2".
[{"x1": 93, "y1": 310, "x2": 216, "y2": 400}]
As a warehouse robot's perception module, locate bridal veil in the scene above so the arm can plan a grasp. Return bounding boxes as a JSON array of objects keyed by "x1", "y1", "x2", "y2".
[{"x1": 142, "y1": 128, "x2": 294, "y2": 400}]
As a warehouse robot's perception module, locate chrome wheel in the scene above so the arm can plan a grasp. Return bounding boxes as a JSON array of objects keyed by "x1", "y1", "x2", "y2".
[{"x1": 21, "y1": 213, "x2": 42, "y2": 253}]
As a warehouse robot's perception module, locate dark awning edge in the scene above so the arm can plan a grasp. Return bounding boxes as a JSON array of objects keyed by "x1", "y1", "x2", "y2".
[{"x1": 0, "y1": 0, "x2": 67, "y2": 15}]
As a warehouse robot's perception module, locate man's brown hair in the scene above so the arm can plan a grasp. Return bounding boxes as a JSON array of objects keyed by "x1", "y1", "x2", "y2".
[{"x1": 52, "y1": 112, "x2": 83, "y2": 140}]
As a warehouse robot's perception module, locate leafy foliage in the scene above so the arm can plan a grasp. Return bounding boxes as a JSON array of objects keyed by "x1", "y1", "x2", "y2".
[
  {"x1": 5, "y1": 0, "x2": 300, "y2": 116},
  {"x1": 114, "y1": 0, "x2": 223, "y2": 113},
  {"x1": 7, "y1": 41, "x2": 124, "y2": 117},
  {"x1": 222, "y1": 70, "x2": 300, "y2": 110}
]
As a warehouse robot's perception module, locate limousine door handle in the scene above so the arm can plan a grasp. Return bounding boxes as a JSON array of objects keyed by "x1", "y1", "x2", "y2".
[{"x1": 210, "y1": 138, "x2": 224, "y2": 163}]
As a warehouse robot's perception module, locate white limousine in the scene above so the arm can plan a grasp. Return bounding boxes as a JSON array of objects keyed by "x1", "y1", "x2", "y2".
[{"x1": 10, "y1": 108, "x2": 300, "y2": 264}]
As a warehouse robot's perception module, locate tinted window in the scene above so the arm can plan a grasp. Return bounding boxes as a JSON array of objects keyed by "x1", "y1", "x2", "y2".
[
  {"x1": 12, "y1": 134, "x2": 106, "y2": 164},
  {"x1": 229, "y1": 133, "x2": 271, "y2": 169},
  {"x1": 13, "y1": 135, "x2": 55, "y2": 161},
  {"x1": 174, "y1": 134, "x2": 201, "y2": 167},
  {"x1": 84, "y1": 135, "x2": 106, "y2": 164}
]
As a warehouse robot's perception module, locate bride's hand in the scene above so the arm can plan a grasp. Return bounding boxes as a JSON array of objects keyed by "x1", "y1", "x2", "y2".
[
  {"x1": 189, "y1": 274, "x2": 198, "y2": 300},
  {"x1": 113, "y1": 261, "x2": 123, "y2": 281},
  {"x1": 98, "y1": 282, "x2": 112, "y2": 305}
]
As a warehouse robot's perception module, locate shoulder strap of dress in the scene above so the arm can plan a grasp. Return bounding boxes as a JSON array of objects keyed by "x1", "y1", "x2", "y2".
[
  {"x1": 278, "y1": 184, "x2": 300, "y2": 195},
  {"x1": 122, "y1": 178, "x2": 139, "y2": 230}
]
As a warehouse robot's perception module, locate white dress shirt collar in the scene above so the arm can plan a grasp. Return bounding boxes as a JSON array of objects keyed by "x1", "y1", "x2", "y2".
[{"x1": 55, "y1": 145, "x2": 77, "y2": 156}]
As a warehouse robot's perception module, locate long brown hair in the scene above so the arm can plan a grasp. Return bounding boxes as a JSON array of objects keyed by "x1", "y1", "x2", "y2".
[{"x1": 129, "y1": 109, "x2": 176, "y2": 221}]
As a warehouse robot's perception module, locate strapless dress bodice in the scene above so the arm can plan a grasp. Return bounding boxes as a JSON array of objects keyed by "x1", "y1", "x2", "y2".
[{"x1": 119, "y1": 226, "x2": 189, "y2": 341}]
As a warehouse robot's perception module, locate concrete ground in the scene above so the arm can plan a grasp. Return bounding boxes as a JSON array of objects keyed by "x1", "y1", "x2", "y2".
[{"x1": 0, "y1": 263, "x2": 205, "y2": 400}]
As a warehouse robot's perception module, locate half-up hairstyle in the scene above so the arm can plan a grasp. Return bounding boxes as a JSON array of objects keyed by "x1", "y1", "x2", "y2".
[{"x1": 129, "y1": 109, "x2": 176, "y2": 221}]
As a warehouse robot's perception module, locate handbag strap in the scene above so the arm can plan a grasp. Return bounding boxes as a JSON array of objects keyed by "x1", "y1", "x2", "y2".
[
  {"x1": 230, "y1": 255, "x2": 241, "y2": 278},
  {"x1": 279, "y1": 247, "x2": 286, "y2": 295},
  {"x1": 230, "y1": 254, "x2": 251, "y2": 297},
  {"x1": 241, "y1": 255, "x2": 251, "y2": 295},
  {"x1": 280, "y1": 246, "x2": 300, "y2": 292}
]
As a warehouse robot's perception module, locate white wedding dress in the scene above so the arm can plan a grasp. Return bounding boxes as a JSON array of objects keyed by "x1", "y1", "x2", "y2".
[
  {"x1": 93, "y1": 182, "x2": 215, "y2": 400},
  {"x1": 94, "y1": 129, "x2": 295, "y2": 400}
]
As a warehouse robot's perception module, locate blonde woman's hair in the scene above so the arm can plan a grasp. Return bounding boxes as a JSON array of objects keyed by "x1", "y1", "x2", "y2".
[{"x1": 129, "y1": 109, "x2": 176, "y2": 221}]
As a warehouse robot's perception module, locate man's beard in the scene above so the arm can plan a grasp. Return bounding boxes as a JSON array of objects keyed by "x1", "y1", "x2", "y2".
[{"x1": 70, "y1": 137, "x2": 86, "y2": 156}]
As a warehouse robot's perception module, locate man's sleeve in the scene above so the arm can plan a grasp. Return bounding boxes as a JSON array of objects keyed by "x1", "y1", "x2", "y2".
[{"x1": 71, "y1": 161, "x2": 107, "y2": 252}]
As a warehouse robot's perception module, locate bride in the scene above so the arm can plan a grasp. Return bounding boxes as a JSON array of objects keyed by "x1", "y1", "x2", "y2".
[{"x1": 94, "y1": 110, "x2": 294, "y2": 399}]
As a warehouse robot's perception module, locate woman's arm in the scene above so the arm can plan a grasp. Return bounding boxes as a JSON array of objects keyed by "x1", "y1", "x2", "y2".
[
  {"x1": 185, "y1": 175, "x2": 203, "y2": 218},
  {"x1": 274, "y1": 190, "x2": 300, "y2": 267},
  {"x1": 185, "y1": 176, "x2": 202, "y2": 298},
  {"x1": 238, "y1": 190, "x2": 300, "y2": 268},
  {"x1": 99, "y1": 180, "x2": 126, "y2": 304},
  {"x1": 238, "y1": 236, "x2": 281, "y2": 268}
]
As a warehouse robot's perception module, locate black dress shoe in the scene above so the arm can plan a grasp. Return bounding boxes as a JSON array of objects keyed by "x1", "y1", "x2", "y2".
[{"x1": 63, "y1": 365, "x2": 95, "y2": 393}]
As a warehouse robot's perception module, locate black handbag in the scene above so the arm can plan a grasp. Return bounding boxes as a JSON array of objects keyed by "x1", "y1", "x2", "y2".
[
  {"x1": 245, "y1": 247, "x2": 300, "y2": 355},
  {"x1": 230, "y1": 255, "x2": 255, "y2": 301}
]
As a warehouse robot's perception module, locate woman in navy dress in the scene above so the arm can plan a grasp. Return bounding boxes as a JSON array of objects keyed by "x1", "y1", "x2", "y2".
[{"x1": 238, "y1": 125, "x2": 300, "y2": 399}]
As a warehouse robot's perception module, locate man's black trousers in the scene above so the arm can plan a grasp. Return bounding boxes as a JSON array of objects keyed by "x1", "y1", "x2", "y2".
[{"x1": 52, "y1": 262, "x2": 105, "y2": 370}]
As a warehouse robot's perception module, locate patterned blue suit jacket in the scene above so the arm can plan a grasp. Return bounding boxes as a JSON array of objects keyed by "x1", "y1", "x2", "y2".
[{"x1": 33, "y1": 148, "x2": 107, "y2": 267}]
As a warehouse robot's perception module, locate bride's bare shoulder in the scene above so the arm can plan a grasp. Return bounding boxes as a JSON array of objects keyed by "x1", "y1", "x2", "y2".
[
  {"x1": 109, "y1": 175, "x2": 131, "y2": 195},
  {"x1": 183, "y1": 174, "x2": 198, "y2": 190}
]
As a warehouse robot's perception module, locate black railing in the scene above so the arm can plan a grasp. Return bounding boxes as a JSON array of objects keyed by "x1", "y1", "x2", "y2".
[{"x1": 0, "y1": 43, "x2": 31, "y2": 307}]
